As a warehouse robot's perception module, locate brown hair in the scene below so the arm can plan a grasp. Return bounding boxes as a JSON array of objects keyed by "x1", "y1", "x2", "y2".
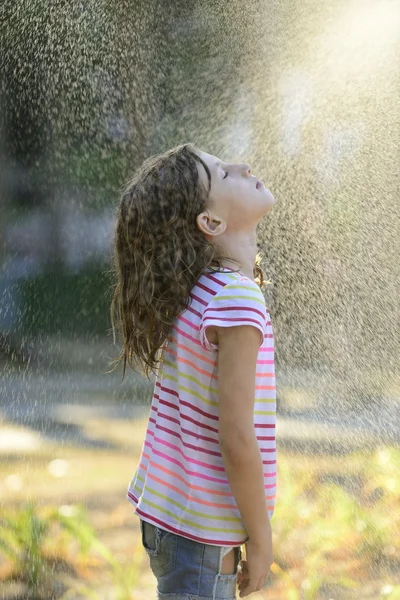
[{"x1": 107, "y1": 142, "x2": 266, "y2": 380}]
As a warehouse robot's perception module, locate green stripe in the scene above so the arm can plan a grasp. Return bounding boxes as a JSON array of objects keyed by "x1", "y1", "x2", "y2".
[
  {"x1": 136, "y1": 478, "x2": 241, "y2": 523},
  {"x1": 163, "y1": 367, "x2": 277, "y2": 408},
  {"x1": 256, "y1": 398, "x2": 276, "y2": 403},
  {"x1": 162, "y1": 372, "x2": 218, "y2": 408},
  {"x1": 140, "y1": 497, "x2": 245, "y2": 535},
  {"x1": 163, "y1": 360, "x2": 218, "y2": 394},
  {"x1": 213, "y1": 295, "x2": 265, "y2": 306},
  {"x1": 163, "y1": 362, "x2": 276, "y2": 407}
]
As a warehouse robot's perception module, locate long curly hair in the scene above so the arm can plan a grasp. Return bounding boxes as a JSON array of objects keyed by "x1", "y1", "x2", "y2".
[{"x1": 107, "y1": 142, "x2": 266, "y2": 381}]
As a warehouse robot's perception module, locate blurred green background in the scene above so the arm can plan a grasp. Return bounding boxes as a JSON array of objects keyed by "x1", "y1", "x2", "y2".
[{"x1": 1, "y1": 1, "x2": 400, "y2": 599}]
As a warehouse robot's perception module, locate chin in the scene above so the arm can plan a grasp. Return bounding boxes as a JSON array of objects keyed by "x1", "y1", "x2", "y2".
[
  {"x1": 262, "y1": 199, "x2": 276, "y2": 216},
  {"x1": 266, "y1": 192, "x2": 277, "y2": 207}
]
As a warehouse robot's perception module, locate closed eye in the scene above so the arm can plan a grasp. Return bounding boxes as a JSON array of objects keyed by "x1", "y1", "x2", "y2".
[{"x1": 223, "y1": 171, "x2": 229, "y2": 179}]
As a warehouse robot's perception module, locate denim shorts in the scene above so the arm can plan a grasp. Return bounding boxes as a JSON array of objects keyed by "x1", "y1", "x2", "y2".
[{"x1": 139, "y1": 518, "x2": 242, "y2": 600}]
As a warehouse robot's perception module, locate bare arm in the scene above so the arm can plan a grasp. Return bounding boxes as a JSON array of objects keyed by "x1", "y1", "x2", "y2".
[{"x1": 211, "y1": 324, "x2": 272, "y2": 544}]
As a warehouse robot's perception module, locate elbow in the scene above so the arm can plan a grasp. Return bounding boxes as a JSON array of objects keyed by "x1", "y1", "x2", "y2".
[{"x1": 219, "y1": 425, "x2": 256, "y2": 453}]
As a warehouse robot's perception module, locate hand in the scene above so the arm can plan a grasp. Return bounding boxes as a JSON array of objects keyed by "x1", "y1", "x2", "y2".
[{"x1": 237, "y1": 537, "x2": 273, "y2": 598}]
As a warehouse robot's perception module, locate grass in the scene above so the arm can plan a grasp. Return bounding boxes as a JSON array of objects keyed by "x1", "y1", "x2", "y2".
[{"x1": 1, "y1": 416, "x2": 400, "y2": 600}]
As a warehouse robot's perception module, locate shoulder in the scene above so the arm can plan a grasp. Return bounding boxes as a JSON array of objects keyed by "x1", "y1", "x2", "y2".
[
  {"x1": 216, "y1": 273, "x2": 265, "y2": 303},
  {"x1": 201, "y1": 269, "x2": 263, "y2": 294},
  {"x1": 196, "y1": 269, "x2": 266, "y2": 314},
  {"x1": 201, "y1": 271, "x2": 267, "y2": 314}
]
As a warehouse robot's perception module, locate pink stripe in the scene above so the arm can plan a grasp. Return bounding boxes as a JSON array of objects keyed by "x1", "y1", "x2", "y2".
[
  {"x1": 203, "y1": 316, "x2": 263, "y2": 327},
  {"x1": 153, "y1": 409, "x2": 275, "y2": 448},
  {"x1": 128, "y1": 490, "x2": 139, "y2": 503},
  {"x1": 172, "y1": 324, "x2": 203, "y2": 347},
  {"x1": 190, "y1": 292, "x2": 208, "y2": 307},
  {"x1": 180, "y1": 411, "x2": 219, "y2": 433},
  {"x1": 157, "y1": 395, "x2": 219, "y2": 423},
  {"x1": 152, "y1": 448, "x2": 229, "y2": 484},
  {"x1": 204, "y1": 305, "x2": 265, "y2": 320},
  {"x1": 155, "y1": 423, "x2": 221, "y2": 457},
  {"x1": 154, "y1": 436, "x2": 225, "y2": 471},
  {"x1": 128, "y1": 268, "x2": 277, "y2": 536},
  {"x1": 179, "y1": 314, "x2": 200, "y2": 331},
  {"x1": 158, "y1": 385, "x2": 179, "y2": 399},
  {"x1": 186, "y1": 304, "x2": 202, "y2": 319},
  {"x1": 179, "y1": 398, "x2": 219, "y2": 421},
  {"x1": 157, "y1": 411, "x2": 218, "y2": 442},
  {"x1": 255, "y1": 372, "x2": 275, "y2": 377},
  {"x1": 195, "y1": 280, "x2": 218, "y2": 296},
  {"x1": 158, "y1": 386, "x2": 179, "y2": 409},
  {"x1": 255, "y1": 385, "x2": 276, "y2": 390},
  {"x1": 205, "y1": 273, "x2": 229, "y2": 287},
  {"x1": 140, "y1": 443, "x2": 275, "y2": 486},
  {"x1": 128, "y1": 501, "x2": 244, "y2": 545}
]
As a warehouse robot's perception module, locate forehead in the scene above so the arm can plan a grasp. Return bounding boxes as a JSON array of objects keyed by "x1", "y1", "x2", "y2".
[
  {"x1": 198, "y1": 151, "x2": 221, "y2": 170},
  {"x1": 197, "y1": 151, "x2": 222, "y2": 186}
]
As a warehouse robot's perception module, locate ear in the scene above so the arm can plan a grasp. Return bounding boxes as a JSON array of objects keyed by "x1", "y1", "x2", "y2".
[{"x1": 196, "y1": 210, "x2": 227, "y2": 237}]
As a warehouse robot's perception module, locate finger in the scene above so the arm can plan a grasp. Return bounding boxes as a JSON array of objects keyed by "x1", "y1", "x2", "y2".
[
  {"x1": 239, "y1": 585, "x2": 255, "y2": 598},
  {"x1": 239, "y1": 579, "x2": 259, "y2": 598},
  {"x1": 238, "y1": 559, "x2": 248, "y2": 571},
  {"x1": 237, "y1": 565, "x2": 249, "y2": 584},
  {"x1": 256, "y1": 574, "x2": 265, "y2": 592}
]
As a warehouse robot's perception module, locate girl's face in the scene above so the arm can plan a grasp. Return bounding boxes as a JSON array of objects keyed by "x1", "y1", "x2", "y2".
[{"x1": 196, "y1": 151, "x2": 276, "y2": 233}]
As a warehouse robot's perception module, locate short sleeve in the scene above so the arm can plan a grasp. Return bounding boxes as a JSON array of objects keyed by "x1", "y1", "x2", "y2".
[{"x1": 199, "y1": 278, "x2": 268, "y2": 351}]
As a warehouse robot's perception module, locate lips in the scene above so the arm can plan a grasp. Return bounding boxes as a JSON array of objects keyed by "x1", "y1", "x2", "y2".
[{"x1": 256, "y1": 180, "x2": 263, "y2": 190}]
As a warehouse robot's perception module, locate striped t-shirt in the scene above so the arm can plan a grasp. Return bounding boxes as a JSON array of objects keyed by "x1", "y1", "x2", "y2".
[{"x1": 127, "y1": 266, "x2": 277, "y2": 547}]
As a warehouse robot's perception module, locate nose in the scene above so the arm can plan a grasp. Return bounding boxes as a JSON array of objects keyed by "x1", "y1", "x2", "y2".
[{"x1": 240, "y1": 163, "x2": 252, "y2": 177}]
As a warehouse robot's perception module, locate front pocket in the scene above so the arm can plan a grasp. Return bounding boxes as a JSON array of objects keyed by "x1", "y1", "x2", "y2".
[
  {"x1": 214, "y1": 573, "x2": 238, "y2": 600},
  {"x1": 140, "y1": 519, "x2": 177, "y2": 577}
]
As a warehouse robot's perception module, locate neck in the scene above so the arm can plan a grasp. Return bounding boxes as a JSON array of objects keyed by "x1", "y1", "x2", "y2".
[{"x1": 215, "y1": 229, "x2": 258, "y2": 280}]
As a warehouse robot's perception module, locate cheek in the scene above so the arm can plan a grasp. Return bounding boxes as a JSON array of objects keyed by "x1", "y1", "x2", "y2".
[{"x1": 236, "y1": 182, "x2": 256, "y2": 204}]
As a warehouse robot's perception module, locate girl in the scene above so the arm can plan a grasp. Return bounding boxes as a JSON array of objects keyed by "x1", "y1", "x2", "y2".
[{"x1": 109, "y1": 143, "x2": 277, "y2": 599}]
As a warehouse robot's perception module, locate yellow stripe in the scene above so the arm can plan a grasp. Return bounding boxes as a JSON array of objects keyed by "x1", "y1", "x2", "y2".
[
  {"x1": 163, "y1": 366, "x2": 277, "y2": 407},
  {"x1": 255, "y1": 398, "x2": 276, "y2": 404},
  {"x1": 140, "y1": 498, "x2": 246, "y2": 535},
  {"x1": 254, "y1": 410, "x2": 276, "y2": 415},
  {"x1": 163, "y1": 360, "x2": 218, "y2": 394},
  {"x1": 136, "y1": 477, "x2": 241, "y2": 523},
  {"x1": 162, "y1": 372, "x2": 218, "y2": 408},
  {"x1": 213, "y1": 293, "x2": 265, "y2": 306}
]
